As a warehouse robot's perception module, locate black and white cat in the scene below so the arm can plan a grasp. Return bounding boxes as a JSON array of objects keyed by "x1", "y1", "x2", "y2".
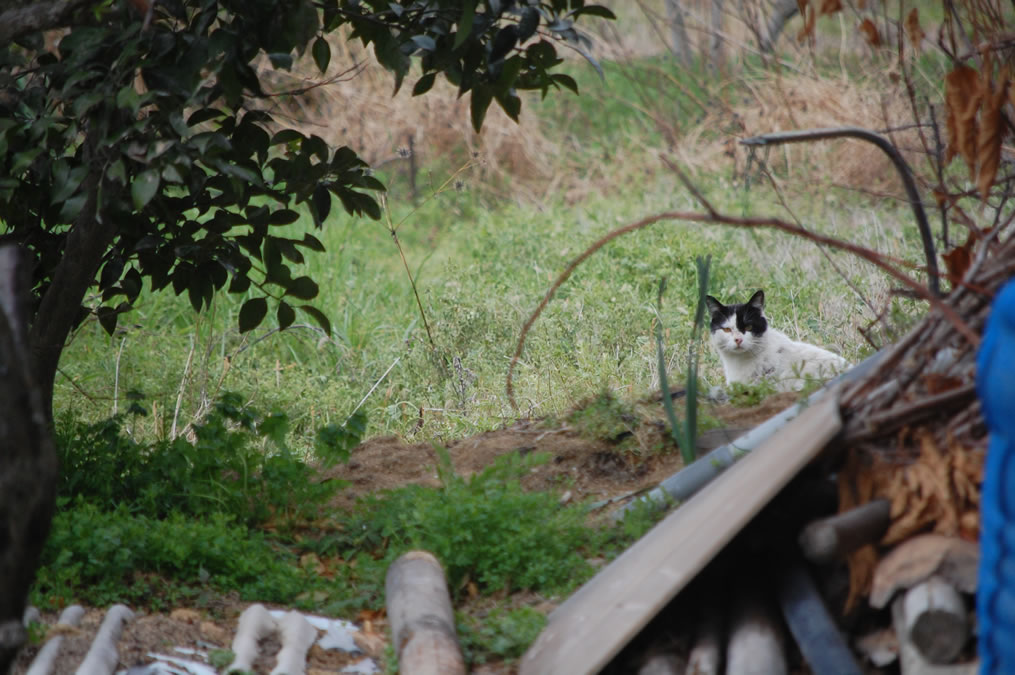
[{"x1": 705, "y1": 290, "x2": 849, "y2": 392}]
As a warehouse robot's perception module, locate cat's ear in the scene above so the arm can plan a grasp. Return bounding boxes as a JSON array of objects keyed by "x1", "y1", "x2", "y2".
[
  {"x1": 748, "y1": 290, "x2": 765, "y2": 310},
  {"x1": 705, "y1": 295, "x2": 724, "y2": 315}
]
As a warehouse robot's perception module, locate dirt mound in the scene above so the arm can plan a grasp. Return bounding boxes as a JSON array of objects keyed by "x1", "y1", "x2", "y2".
[{"x1": 328, "y1": 391, "x2": 803, "y2": 512}]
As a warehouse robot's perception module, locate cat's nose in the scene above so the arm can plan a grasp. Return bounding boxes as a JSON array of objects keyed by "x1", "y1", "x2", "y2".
[{"x1": 735, "y1": 337, "x2": 742, "y2": 346}]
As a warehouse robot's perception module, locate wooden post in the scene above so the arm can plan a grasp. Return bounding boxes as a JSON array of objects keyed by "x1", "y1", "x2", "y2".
[
  {"x1": 0, "y1": 245, "x2": 60, "y2": 673},
  {"x1": 385, "y1": 551, "x2": 465, "y2": 675},
  {"x1": 798, "y1": 499, "x2": 891, "y2": 564}
]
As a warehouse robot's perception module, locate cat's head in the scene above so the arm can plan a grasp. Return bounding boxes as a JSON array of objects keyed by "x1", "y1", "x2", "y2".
[{"x1": 704, "y1": 290, "x2": 768, "y2": 355}]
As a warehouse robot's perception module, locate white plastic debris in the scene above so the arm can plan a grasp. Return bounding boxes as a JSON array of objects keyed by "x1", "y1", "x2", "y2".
[
  {"x1": 267, "y1": 609, "x2": 362, "y2": 654},
  {"x1": 26, "y1": 605, "x2": 85, "y2": 675},
  {"x1": 270, "y1": 611, "x2": 316, "y2": 675},
  {"x1": 341, "y1": 658, "x2": 380, "y2": 674},
  {"x1": 226, "y1": 604, "x2": 277, "y2": 673},
  {"x1": 75, "y1": 605, "x2": 135, "y2": 675},
  {"x1": 145, "y1": 652, "x2": 217, "y2": 675}
]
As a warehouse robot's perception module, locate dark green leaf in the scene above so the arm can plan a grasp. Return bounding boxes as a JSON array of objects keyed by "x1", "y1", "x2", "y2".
[
  {"x1": 96, "y1": 306, "x2": 118, "y2": 336},
  {"x1": 410, "y1": 35, "x2": 437, "y2": 52},
  {"x1": 268, "y1": 209, "x2": 300, "y2": 225},
  {"x1": 454, "y1": 1, "x2": 476, "y2": 49},
  {"x1": 187, "y1": 108, "x2": 227, "y2": 126},
  {"x1": 277, "y1": 300, "x2": 295, "y2": 330},
  {"x1": 268, "y1": 52, "x2": 293, "y2": 69},
  {"x1": 285, "y1": 276, "x2": 319, "y2": 300},
  {"x1": 470, "y1": 85, "x2": 493, "y2": 133},
  {"x1": 271, "y1": 129, "x2": 304, "y2": 145},
  {"x1": 551, "y1": 73, "x2": 579, "y2": 94},
  {"x1": 571, "y1": 5, "x2": 617, "y2": 19},
  {"x1": 298, "y1": 304, "x2": 331, "y2": 334},
  {"x1": 311, "y1": 184, "x2": 331, "y2": 225},
  {"x1": 412, "y1": 71, "x2": 437, "y2": 97},
  {"x1": 299, "y1": 233, "x2": 326, "y2": 252},
  {"x1": 131, "y1": 169, "x2": 161, "y2": 210},
  {"x1": 239, "y1": 297, "x2": 268, "y2": 333},
  {"x1": 229, "y1": 274, "x2": 251, "y2": 294},
  {"x1": 312, "y1": 37, "x2": 331, "y2": 73}
]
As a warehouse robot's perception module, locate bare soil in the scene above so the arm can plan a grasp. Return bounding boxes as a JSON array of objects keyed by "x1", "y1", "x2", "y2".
[{"x1": 14, "y1": 392, "x2": 800, "y2": 675}]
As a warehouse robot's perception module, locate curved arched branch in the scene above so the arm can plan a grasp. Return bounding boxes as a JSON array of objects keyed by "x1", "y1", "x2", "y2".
[
  {"x1": 740, "y1": 127, "x2": 941, "y2": 297},
  {"x1": 505, "y1": 209, "x2": 976, "y2": 413}
]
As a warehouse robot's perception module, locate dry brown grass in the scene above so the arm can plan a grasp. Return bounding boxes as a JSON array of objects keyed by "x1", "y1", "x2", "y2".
[
  {"x1": 255, "y1": 31, "x2": 563, "y2": 201},
  {"x1": 677, "y1": 67, "x2": 926, "y2": 198}
]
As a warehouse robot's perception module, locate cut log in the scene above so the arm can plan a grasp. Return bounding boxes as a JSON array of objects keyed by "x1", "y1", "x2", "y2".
[
  {"x1": 385, "y1": 550, "x2": 465, "y2": 675},
  {"x1": 639, "y1": 652, "x2": 682, "y2": 675},
  {"x1": 892, "y1": 597, "x2": 978, "y2": 675},
  {"x1": 776, "y1": 558, "x2": 862, "y2": 675},
  {"x1": 798, "y1": 499, "x2": 891, "y2": 564},
  {"x1": 903, "y1": 577, "x2": 969, "y2": 665},
  {"x1": 725, "y1": 590, "x2": 786, "y2": 675},
  {"x1": 684, "y1": 602, "x2": 721, "y2": 675}
]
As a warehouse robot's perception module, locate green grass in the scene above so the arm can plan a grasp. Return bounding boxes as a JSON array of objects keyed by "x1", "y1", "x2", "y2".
[{"x1": 54, "y1": 154, "x2": 924, "y2": 447}]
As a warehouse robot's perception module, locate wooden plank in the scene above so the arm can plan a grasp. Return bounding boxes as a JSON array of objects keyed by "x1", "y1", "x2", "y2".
[{"x1": 519, "y1": 391, "x2": 842, "y2": 675}]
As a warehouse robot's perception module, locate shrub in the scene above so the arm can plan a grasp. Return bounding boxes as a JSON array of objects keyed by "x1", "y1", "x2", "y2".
[
  {"x1": 33, "y1": 500, "x2": 321, "y2": 609},
  {"x1": 54, "y1": 393, "x2": 363, "y2": 528}
]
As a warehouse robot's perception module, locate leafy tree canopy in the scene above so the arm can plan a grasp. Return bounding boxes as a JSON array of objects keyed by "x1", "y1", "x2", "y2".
[{"x1": 0, "y1": 0, "x2": 613, "y2": 411}]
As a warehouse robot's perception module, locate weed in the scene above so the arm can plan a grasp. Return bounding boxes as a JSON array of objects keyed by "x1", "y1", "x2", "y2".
[
  {"x1": 567, "y1": 391, "x2": 636, "y2": 441},
  {"x1": 457, "y1": 607, "x2": 547, "y2": 665},
  {"x1": 328, "y1": 449, "x2": 594, "y2": 597},
  {"x1": 33, "y1": 500, "x2": 328, "y2": 610},
  {"x1": 208, "y1": 649, "x2": 235, "y2": 670},
  {"x1": 55, "y1": 393, "x2": 362, "y2": 529},
  {"x1": 727, "y1": 380, "x2": 780, "y2": 407}
]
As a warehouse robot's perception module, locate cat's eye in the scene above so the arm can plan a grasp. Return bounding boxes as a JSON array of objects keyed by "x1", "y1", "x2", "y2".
[
  {"x1": 722, "y1": 327, "x2": 732, "y2": 333},
  {"x1": 744, "y1": 324, "x2": 753, "y2": 332}
]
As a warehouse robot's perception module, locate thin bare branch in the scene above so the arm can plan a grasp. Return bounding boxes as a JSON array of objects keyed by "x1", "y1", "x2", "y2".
[
  {"x1": 506, "y1": 207, "x2": 978, "y2": 412},
  {"x1": 740, "y1": 126, "x2": 942, "y2": 297}
]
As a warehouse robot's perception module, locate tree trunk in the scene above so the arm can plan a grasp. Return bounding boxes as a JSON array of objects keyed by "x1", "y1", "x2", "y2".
[
  {"x1": 28, "y1": 168, "x2": 114, "y2": 422},
  {"x1": 0, "y1": 244, "x2": 60, "y2": 673},
  {"x1": 665, "y1": 0, "x2": 693, "y2": 66}
]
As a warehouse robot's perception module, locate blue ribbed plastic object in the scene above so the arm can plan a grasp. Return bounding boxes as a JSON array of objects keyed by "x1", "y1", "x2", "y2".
[{"x1": 976, "y1": 278, "x2": 1015, "y2": 674}]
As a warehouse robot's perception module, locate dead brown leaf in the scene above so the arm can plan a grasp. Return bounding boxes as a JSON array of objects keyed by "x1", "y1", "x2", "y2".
[
  {"x1": 859, "y1": 18, "x2": 881, "y2": 47},
  {"x1": 905, "y1": 8, "x2": 925, "y2": 50},
  {"x1": 977, "y1": 77, "x2": 1008, "y2": 199},
  {"x1": 869, "y1": 534, "x2": 979, "y2": 608},
  {"x1": 797, "y1": 0, "x2": 817, "y2": 42},
  {"x1": 923, "y1": 373, "x2": 964, "y2": 395},
  {"x1": 944, "y1": 66, "x2": 981, "y2": 174},
  {"x1": 820, "y1": 0, "x2": 842, "y2": 16},
  {"x1": 845, "y1": 544, "x2": 879, "y2": 613}
]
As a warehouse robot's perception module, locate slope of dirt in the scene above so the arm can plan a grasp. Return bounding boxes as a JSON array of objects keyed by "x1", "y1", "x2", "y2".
[{"x1": 329, "y1": 391, "x2": 801, "y2": 512}]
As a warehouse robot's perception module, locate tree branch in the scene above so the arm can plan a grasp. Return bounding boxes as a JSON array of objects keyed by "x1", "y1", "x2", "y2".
[
  {"x1": 740, "y1": 127, "x2": 942, "y2": 297},
  {"x1": 0, "y1": 0, "x2": 93, "y2": 46}
]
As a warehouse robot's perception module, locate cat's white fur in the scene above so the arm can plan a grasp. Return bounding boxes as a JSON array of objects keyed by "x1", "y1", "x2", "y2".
[{"x1": 708, "y1": 292, "x2": 848, "y2": 392}]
